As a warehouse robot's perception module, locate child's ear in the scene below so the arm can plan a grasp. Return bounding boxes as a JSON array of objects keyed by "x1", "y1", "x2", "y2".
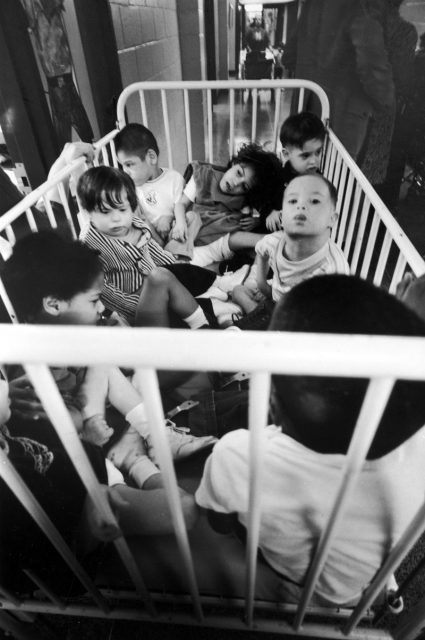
[
  {"x1": 146, "y1": 149, "x2": 158, "y2": 165},
  {"x1": 280, "y1": 147, "x2": 290, "y2": 162},
  {"x1": 329, "y1": 211, "x2": 339, "y2": 229},
  {"x1": 42, "y1": 295, "x2": 67, "y2": 318}
]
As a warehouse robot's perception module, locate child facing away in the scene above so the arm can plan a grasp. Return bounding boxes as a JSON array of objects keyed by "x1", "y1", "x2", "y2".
[
  {"x1": 175, "y1": 143, "x2": 283, "y2": 250},
  {"x1": 2, "y1": 232, "x2": 216, "y2": 491},
  {"x1": 196, "y1": 274, "x2": 425, "y2": 607},
  {"x1": 114, "y1": 123, "x2": 200, "y2": 260},
  {"x1": 230, "y1": 174, "x2": 350, "y2": 330},
  {"x1": 265, "y1": 111, "x2": 327, "y2": 232}
]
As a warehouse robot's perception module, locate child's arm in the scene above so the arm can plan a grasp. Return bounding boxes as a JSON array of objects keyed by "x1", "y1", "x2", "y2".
[
  {"x1": 171, "y1": 193, "x2": 192, "y2": 242},
  {"x1": 256, "y1": 254, "x2": 273, "y2": 299},
  {"x1": 46, "y1": 142, "x2": 95, "y2": 204}
]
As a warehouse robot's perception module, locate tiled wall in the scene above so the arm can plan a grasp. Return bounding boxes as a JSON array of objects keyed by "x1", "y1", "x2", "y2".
[{"x1": 109, "y1": 0, "x2": 182, "y2": 85}]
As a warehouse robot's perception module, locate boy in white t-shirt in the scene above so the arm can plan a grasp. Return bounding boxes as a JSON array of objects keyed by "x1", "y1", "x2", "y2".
[
  {"x1": 231, "y1": 174, "x2": 350, "y2": 330},
  {"x1": 196, "y1": 274, "x2": 425, "y2": 607},
  {"x1": 114, "y1": 123, "x2": 200, "y2": 259}
]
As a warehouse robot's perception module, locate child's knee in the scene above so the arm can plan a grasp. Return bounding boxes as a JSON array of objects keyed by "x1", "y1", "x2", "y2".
[
  {"x1": 146, "y1": 267, "x2": 174, "y2": 288},
  {"x1": 232, "y1": 284, "x2": 250, "y2": 304}
]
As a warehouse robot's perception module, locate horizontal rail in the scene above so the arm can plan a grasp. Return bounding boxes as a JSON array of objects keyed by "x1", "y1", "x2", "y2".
[
  {"x1": 1, "y1": 325, "x2": 425, "y2": 379},
  {"x1": 116, "y1": 79, "x2": 330, "y2": 128}
]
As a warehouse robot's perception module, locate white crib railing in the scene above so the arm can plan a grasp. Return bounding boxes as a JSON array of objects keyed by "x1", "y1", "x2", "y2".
[
  {"x1": 1, "y1": 326, "x2": 425, "y2": 639},
  {"x1": 1, "y1": 80, "x2": 425, "y2": 639}
]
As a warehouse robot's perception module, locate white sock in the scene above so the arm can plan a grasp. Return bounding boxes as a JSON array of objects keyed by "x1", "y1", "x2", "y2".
[
  {"x1": 183, "y1": 306, "x2": 209, "y2": 329},
  {"x1": 126, "y1": 402, "x2": 149, "y2": 438}
]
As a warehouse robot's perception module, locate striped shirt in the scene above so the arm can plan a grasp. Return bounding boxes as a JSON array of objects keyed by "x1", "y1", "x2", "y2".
[
  {"x1": 256, "y1": 232, "x2": 350, "y2": 302},
  {"x1": 80, "y1": 216, "x2": 175, "y2": 323}
]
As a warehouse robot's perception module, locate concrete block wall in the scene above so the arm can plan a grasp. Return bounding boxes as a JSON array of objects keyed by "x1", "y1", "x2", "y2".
[
  {"x1": 108, "y1": 0, "x2": 207, "y2": 171},
  {"x1": 109, "y1": 0, "x2": 182, "y2": 86}
]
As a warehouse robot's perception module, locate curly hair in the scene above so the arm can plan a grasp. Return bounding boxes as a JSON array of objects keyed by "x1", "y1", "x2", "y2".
[{"x1": 229, "y1": 143, "x2": 284, "y2": 215}]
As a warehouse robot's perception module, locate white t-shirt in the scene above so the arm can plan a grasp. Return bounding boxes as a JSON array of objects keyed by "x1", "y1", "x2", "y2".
[
  {"x1": 136, "y1": 168, "x2": 184, "y2": 225},
  {"x1": 196, "y1": 425, "x2": 425, "y2": 606},
  {"x1": 255, "y1": 231, "x2": 350, "y2": 302}
]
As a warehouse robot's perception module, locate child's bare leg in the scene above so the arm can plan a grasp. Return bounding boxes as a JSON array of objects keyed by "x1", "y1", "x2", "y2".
[
  {"x1": 77, "y1": 483, "x2": 198, "y2": 553},
  {"x1": 78, "y1": 367, "x2": 114, "y2": 446},
  {"x1": 232, "y1": 284, "x2": 259, "y2": 314},
  {"x1": 135, "y1": 267, "x2": 208, "y2": 328}
]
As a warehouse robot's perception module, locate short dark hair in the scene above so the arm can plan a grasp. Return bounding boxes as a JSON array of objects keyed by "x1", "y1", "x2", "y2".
[
  {"x1": 1, "y1": 231, "x2": 103, "y2": 322},
  {"x1": 77, "y1": 166, "x2": 138, "y2": 213},
  {"x1": 230, "y1": 143, "x2": 284, "y2": 213},
  {"x1": 286, "y1": 174, "x2": 338, "y2": 208},
  {"x1": 269, "y1": 275, "x2": 425, "y2": 459},
  {"x1": 114, "y1": 123, "x2": 159, "y2": 159},
  {"x1": 279, "y1": 112, "x2": 326, "y2": 148}
]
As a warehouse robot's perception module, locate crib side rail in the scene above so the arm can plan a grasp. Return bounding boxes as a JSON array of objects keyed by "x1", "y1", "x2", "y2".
[
  {"x1": 2, "y1": 325, "x2": 425, "y2": 639},
  {"x1": 325, "y1": 130, "x2": 425, "y2": 286}
]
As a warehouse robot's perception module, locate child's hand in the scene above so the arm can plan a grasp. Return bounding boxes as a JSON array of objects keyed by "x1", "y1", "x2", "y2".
[
  {"x1": 81, "y1": 414, "x2": 114, "y2": 447},
  {"x1": 61, "y1": 142, "x2": 95, "y2": 166},
  {"x1": 85, "y1": 485, "x2": 127, "y2": 542},
  {"x1": 396, "y1": 272, "x2": 425, "y2": 322},
  {"x1": 170, "y1": 219, "x2": 188, "y2": 241},
  {"x1": 8, "y1": 374, "x2": 47, "y2": 421},
  {"x1": 265, "y1": 209, "x2": 282, "y2": 232},
  {"x1": 156, "y1": 215, "x2": 173, "y2": 239},
  {"x1": 239, "y1": 216, "x2": 259, "y2": 231}
]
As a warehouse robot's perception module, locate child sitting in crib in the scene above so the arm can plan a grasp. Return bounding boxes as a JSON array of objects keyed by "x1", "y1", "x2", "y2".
[
  {"x1": 174, "y1": 143, "x2": 283, "y2": 250},
  {"x1": 229, "y1": 174, "x2": 350, "y2": 330},
  {"x1": 2, "y1": 231, "x2": 216, "y2": 488},
  {"x1": 196, "y1": 274, "x2": 425, "y2": 607},
  {"x1": 264, "y1": 111, "x2": 327, "y2": 232},
  {"x1": 114, "y1": 123, "x2": 200, "y2": 260},
  {"x1": 0, "y1": 368, "x2": 199, "y2": 595}
]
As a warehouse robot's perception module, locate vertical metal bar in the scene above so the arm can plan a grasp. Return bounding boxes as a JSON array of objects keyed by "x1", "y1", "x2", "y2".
[
  {"x1": 345, "y1": 501, "x2": 425, "y2": 635},
  {"x1": 5, "y1": 225, "x2": 16, "y2": 246},
  {"x1": 57, "y1": 183, "x2": 77, "y2": 239},
  {"x1": 0, "y1": 448, "x2": 109, "y2": 612},
  {"x1": 297, "y1": 87, "x2": 305, "y2": 113},
  {"x1": 251, "y1": 89, "x2": 258, "y2": 142},
  {"x1": 183, "y1": 89, "x2": 193, "y2": 163},
  {"x1": 23, "y1": 364, "x2": 156, "y2": 616},
  {"x1": 22, "y1": 570, "x2": 66, "y2": 610},
  {"x1": 373, "y1": 231, "x2": 392, "y2": 286},
  {"x1": 229, "y1": 88, "x2": 235, "y2": 157},
  {"x1": 133, "y1": 368, "x2": 204, "y2": 622},
  {"x1": 332, "y1": 154, "x2": 343, "y2": 193},
  {"x1": 326, "y1": 145, "x2": 338, "y2": 186},
  {"x1": 293, "y1": 377, "x2": 395, "y2": 630},
  {"x1": 283, "y1": 4, "x2": 288, "y2": 43},
  {"x1": 161, "y1": 89, "x2": 173, "y2": 169},
  {"x1": 335, "y1": 170, "x2": 354, "y2": 247},
  {"x1": 101, "y1": 145, "x2": 109, "y2": 166},
  {"x1": 139, "y1": 90, "x2": 148, "y2": 127},
  {"x1": 110, "y1": 139, "x2": 119, "y2": 168},
  {"x1": 0, "y1": 583, "x2": 22, "y2": 607},
  {"x1": 342, "y1": 182, "x2": 362, "y2": 259},
  {"x1": 24, "y1": 207, "x2": 37, "y2": 233},
  {"x1": 272, "y1": 89, "x2": 281, "y2": 153},
  {"x1": 359, "y1": 213, "x2": 380, "y2": 280},
  {"x1": 41, "y1": 197, "x2": 58, "y2": 229},
  {"x1": 207, "y1": 89, "x2": 213, "y2": 162},
  {"x1": 350, "y1": 196, "x2": 371, "y2": 274},
  {"x1": 322, "y1": 136, "x2": 333, "y2": 178},
  {"x1": 389, "y1": 253, "x2": 407, "y2": 295},
  {"x1": 0, "y1": 274, "x2": 18, "y2": 323},
  {"x1": 244, "y1": 372, "x2": 271, "y2": 627}
]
